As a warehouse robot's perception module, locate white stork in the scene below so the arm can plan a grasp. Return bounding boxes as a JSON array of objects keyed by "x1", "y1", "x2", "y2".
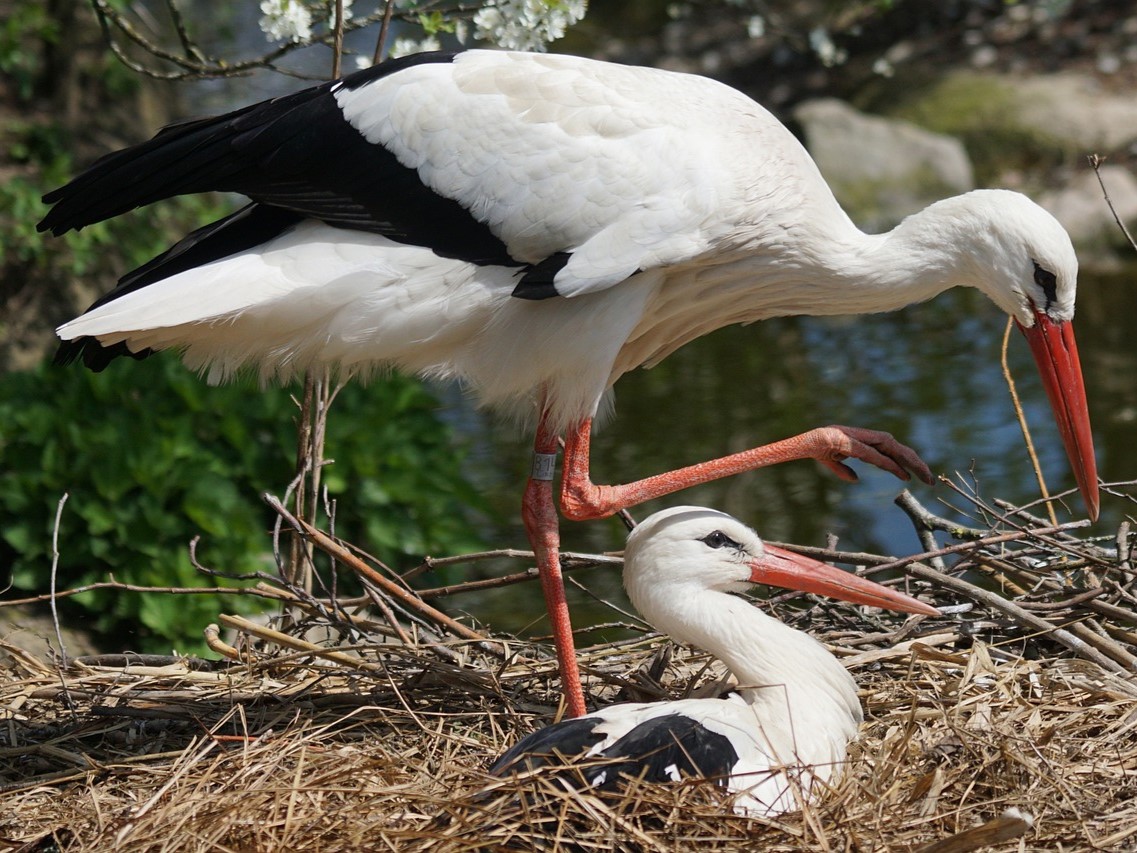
[
  {"x1": 490, "y1": 505, "x2": 939, "y2": 816},
  {"x1": 39, "y1": 50, "x2": 1098, "y2": 719}
]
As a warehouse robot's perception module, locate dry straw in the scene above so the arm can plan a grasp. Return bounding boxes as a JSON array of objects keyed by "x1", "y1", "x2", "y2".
[{"x1": 3, "y1": 481, "x2": 1137, "y2": 851}]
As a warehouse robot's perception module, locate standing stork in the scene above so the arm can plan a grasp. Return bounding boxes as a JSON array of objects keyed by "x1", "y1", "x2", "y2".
[
  {"x1": 490, "y1": 506, "x2": 939, "y2": 816},
  {"x1": 39, "y1": 50, "x2": 1098, "y2": 719}
]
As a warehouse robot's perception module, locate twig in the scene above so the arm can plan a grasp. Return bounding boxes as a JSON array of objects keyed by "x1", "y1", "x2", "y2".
[
  {"x1": 263, "y1": 494, "x2": 498, "y2": 650},
  {"x1": 92, "y1": 0, "x2": 295, "y2": 78},
  {"x1": 218, "y1": 613, "x2": 385, "y2": 672},
  {"x1": 916, "y1": 808, "x2": 1034, "y2": 853},
  {"x1": 858, "y1": 521, "x2": 1090, "y2": 577},
  {"x1": 416, "y1": 554, "x2": 624, "y2": 599},
  {"x1": 373, "y1": 0, "x2": 397, "y2": 63},
  {"x1": 361, "y1": 586, "x2": 414, "y2": 647},
  {"x1": 1089, "y1": 153, "x2": 1137, "y2": 251},
  {"x1": 403, "y1": 548, "x2": 621, "y2": 583},
  {"x1": 1064, "y1": 619, "x2": 1137, "y2": 671},
  {"x1": 1001, "y1": 317, "x2": 1058, "y2": 526},
  {"x1": 900, "y1": 560, "x2": 1128, "y2": 673},
  {"x1": 965, "y1": 554, "x2": 1033, "y2": 596},
  {"x1": 91, "y1": 0, "x2": 394, "y2": 81},
  {"x1": 289, "y1": 371, "x2": 318, "y2": 601},
  {"x1": 943, "y1": 477, "x2": 1108, "y2": 566},
  {"x1": 895, "y1": 490, "x2": 988, "y2": 540},
  {"x1": 164, "y1": 0, "x2": 205, "y2": 63},
  {"x1": 895, "y1": 490, "x2": 947, "y2": 571},
  {"x1": 617, "y1": 508, "x2": 638, "y2": 532},
  {"x1": 49, "y1": 493, "x2": 71, "y2": 666},
  {"x1": 331, "y1": 0, "x2": 345, "y2": 79},
  {"x1": 203, "y1": 624, "x2": 241, "y2": 661},
  {"x1": 0, "y1": 580, "x2": 334, "y2": 608},
  {"x1": 993, "y1": 499, "x2": 1112, "y2": 553},
  {"x1": 765, "y1": 543, "x2": 898, "y2": 567},
  {"x1": 1117, "y1": 520, "x2": 1132, "y2": 573}
]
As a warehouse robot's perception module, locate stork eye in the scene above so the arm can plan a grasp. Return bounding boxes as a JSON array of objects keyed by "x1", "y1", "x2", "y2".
[
  {"x1": 700, "y1": 530, "x2": 741, "y2": 550},
  {"x1": 1032, "y1": 261, "x2": 1058, "y2": 311}
]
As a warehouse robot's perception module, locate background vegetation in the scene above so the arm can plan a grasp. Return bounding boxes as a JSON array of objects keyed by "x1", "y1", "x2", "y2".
[
  {"x1": 0, "y1": 0, "x2": 491, "y2": 654},
  {"x1": 0, "y1": 355, "x2": 487, "y2": 653}
]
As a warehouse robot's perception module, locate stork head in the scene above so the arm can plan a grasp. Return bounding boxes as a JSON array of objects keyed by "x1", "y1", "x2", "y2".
[
  {"x1": 623, "y1": 506, "x2": 938, "y2": 618},
  {"x1": 936, "y1": 190, "x2": 1098, "y2": 521}
]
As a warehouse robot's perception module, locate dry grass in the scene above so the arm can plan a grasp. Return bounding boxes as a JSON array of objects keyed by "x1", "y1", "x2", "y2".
[{"x1": 3, "y1": 488, "x2": 1137, "y2": 851}]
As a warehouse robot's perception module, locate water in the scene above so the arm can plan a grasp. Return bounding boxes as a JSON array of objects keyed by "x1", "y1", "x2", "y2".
[{"x1": 443, "y1": 267, "x2": 1136, "y2": 638}]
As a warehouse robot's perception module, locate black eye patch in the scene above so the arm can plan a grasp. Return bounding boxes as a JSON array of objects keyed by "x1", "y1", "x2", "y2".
[
  {"x1": 700, "y1": 530, "x2": 742, "y2": 550},
  {"x1": 1032, "y1": 260, "x2": 1058, "y2": 312}
]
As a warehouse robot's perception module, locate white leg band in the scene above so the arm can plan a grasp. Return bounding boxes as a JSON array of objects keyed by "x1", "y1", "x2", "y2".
[{"x1": 531, "y1": 452, "x2": 557, "y2": 481}]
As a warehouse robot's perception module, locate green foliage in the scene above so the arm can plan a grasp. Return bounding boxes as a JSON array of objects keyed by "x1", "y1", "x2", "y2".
[
  {"x1": 0, "y1": 0, "x2": 490, "y2": 660},
  {"x1": 0, "y1": 2, "x2": 57, "y2": 100},
  {"x1": 0, "y1": 354, "x2": 489, "y2": 654},
  {"x1": 0, "y1": 113, "x2": 228, "y2": 302}
]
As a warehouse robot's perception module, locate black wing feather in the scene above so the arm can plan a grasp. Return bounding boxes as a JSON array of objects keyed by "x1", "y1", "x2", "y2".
[
  {"x1": 38, "y1": 51, "x2": 519, "y2": 269},
  {"x1": 491, "y1": 712, "x2": 739, "y2": 791},
  {"x1": 490, "y1": 717, "x2": 607, "y2": 776},
  {"x1": 592, "y1": 713, "x2": 738, "y2": 788}
]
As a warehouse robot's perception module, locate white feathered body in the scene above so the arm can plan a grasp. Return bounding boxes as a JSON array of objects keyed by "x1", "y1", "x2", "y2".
[
  {"x1": 52, "y1": 51, "x2": 1077, "y2": 431},
  {"x1": 51, "y1": 51, "x2": 979, "y2": 431},
  {"x1": 490, "y1": 506, "x2": 867, "y2": 816},
  {"x1": 519, "y1": 609, "x2": 863, "y2": 815}
]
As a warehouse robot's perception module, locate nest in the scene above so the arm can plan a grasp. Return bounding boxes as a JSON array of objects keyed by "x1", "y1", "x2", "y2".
[{"x1": 3, "y1": 483, "x2": 1137, "y2": 852}]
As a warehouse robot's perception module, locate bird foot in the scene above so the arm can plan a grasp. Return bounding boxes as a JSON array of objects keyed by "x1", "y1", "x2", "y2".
[{"x1": 806, "y1": 425, "x2": 934, "y2": 485}]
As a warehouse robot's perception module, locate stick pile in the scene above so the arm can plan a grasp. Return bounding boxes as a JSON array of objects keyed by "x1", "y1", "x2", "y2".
[{"x1": 2, "y1": 483, "x2": 1136, "y2": 851}]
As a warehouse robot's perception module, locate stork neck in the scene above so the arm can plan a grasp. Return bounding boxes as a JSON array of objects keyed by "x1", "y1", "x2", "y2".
[
  {"x1": 657, "y1": 202, "x2": 980, "y2": 337},
  {"x1": 634, "y1": 585, "x2": 862, "y2": 764},
  {"x1": 768, "y1": 211, "x2": 972, "y2": 318}
]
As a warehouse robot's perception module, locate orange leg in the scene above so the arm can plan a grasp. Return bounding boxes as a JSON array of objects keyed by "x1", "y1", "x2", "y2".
[
  {"x1": 524, "y1": 416, "x2": 930, "y2": 718},
  {"x1": 559, "y1": 419, "x2": 933, "y2": 521},
  {"x1": 521, "y1": 409, "x2": 587, "y2": 718}
]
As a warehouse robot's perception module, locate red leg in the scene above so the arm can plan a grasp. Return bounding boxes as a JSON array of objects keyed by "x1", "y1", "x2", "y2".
[
  {"x1": 521, "y1": 410, "x2": 587, "y2": 718},
  {"x1": 560, "y1": 419, "x2": 933, "y2": 521}
]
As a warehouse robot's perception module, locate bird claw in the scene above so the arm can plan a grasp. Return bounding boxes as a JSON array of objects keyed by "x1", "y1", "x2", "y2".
[{"x1": 816, "y1": 425, "x2": 934, "y2": 485}]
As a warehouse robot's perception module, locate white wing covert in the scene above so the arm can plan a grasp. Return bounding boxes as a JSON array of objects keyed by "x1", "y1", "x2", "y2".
[{"x1": 335, "y1": 51, "x2": 756, "y2": 297}]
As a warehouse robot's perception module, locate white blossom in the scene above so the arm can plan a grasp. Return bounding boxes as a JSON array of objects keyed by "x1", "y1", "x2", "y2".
[
  {"x1": 472, "y1": 0, "x2": 587, "y2": 52},
  {"x1": 746, "y1": 15, "x2": 765, "y2": 39},
  {"x1": 872, "y1": 57, "x2": 894, "y2": 77},
  {"x1": 809, "y1": 26, "x2": 847, "y2": 67},
  {"x1": 389, "y1": 35, "x2": 442, "y2": 59},
  {"x1": 326, "y1": 0, "x2": 353, "y2": 26},
  {"x1": 259, "y1": 0, "x2": 313, "y2": 43}
]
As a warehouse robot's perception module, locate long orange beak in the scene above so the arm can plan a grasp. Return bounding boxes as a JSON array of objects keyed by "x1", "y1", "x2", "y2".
[
  {"x1": 1016, "y1": 311, "x2": 1099, "y2": 521},
  {"x1": 751, "y1": 545, "x2": 939, "y2": 616}
]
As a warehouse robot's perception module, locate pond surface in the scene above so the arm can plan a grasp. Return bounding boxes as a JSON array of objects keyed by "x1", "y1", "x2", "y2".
[{"x1": 439, "y1": 265, "x2": 1136, "y2": 638}]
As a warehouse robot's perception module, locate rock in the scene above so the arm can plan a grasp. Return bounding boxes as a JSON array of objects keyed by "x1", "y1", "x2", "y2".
[
  {"x1": 889, "y1": 71, "x2": 1137, "y2": 168},
  {"x1": 1009, "y1": 74, "x2": 1137, "y2": 153},
  {"x1": 793, "y1": 98, "x2": 975, "y2": 231},
  {"x1": 1039, "y1": 165, "x2": 1137, "y2": 249},
  {"x1": 0, "y1": 606, "x2": 100, "y2": 661}
]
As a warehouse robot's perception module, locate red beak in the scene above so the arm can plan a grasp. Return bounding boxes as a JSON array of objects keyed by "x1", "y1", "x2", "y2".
[
  {"x1": 751, "y1": 545, "x2": 939, "y2": 616},
  {"x1": 1016, "y1": 311, "x2": 1099, "y2": 521}
]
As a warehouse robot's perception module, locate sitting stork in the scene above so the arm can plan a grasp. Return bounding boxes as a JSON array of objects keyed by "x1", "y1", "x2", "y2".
[{"x1": 491, "y1": 506, "x2": 938, "y2": 815}]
